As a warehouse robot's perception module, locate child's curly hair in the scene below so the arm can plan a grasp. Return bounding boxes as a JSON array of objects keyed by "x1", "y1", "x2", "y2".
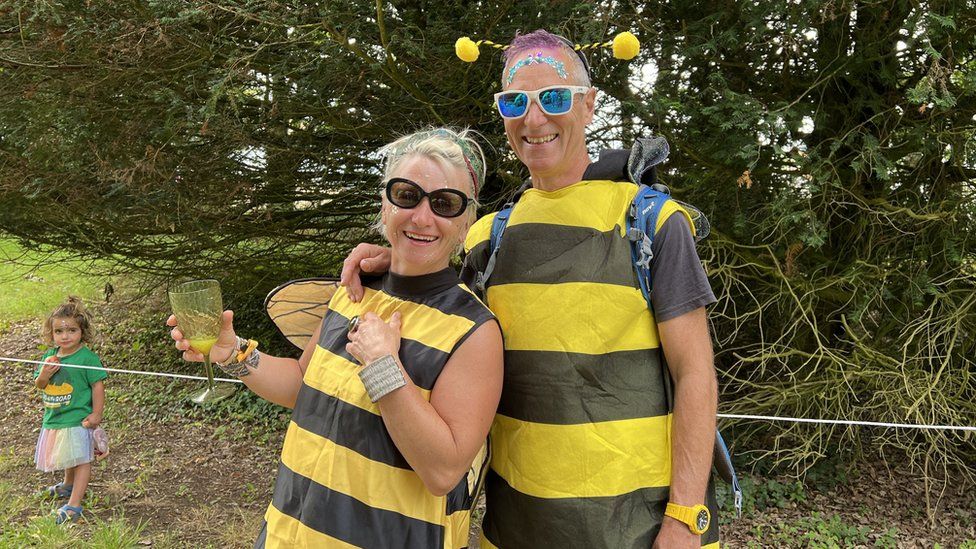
[{"x1": 42, "y1": 296, "x2": 96, "y2": 345}]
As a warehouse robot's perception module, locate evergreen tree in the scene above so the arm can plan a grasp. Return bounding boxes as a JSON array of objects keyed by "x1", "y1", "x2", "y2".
[{"x1": 1, "y1": 0, "x2": 973, "y2": 472}]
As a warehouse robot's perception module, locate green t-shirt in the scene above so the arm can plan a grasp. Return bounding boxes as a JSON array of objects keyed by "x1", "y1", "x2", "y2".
[{"x1": 34, "y1": 346, "x2": 107, "y2": 429}]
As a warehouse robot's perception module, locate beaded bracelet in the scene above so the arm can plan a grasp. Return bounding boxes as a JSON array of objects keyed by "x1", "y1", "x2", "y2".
[{"x1": 215, "y1": 337, "x2": 259, "y2": 377}]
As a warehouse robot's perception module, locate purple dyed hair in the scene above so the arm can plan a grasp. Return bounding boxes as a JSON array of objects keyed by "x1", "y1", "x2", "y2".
[{"x1": 503, "y1": 30, "x2": 591, "y2": 85}]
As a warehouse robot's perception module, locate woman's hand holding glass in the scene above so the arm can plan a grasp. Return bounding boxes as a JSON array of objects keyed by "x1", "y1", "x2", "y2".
[
  {"x1": 168, "y1": 279, "x2": 240, "y2": 403},
  {"x1": 345, "y1": 311, "x2": 402, "y2": 366},
  {"x1": 167, "y1": 310, "x2": 238, "y2": 365}
]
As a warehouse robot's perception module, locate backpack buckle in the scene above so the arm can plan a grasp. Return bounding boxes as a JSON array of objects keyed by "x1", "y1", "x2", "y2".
[
  {"x1": 635, "y1": 235, "x2": 653, "y2": 269},
  {"x1": 627, "y1": 227, "x2": 644, "y2": 243}
]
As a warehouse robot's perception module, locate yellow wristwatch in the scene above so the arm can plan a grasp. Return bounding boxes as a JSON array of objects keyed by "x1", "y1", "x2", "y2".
[{"x1": 664, "y1": 502, "x2": 710, "y2": 535}]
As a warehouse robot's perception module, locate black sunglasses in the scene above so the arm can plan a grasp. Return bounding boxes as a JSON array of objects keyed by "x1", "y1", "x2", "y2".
[{"x1": 385, "y1": 177, "x2": 471, "y2": 218}]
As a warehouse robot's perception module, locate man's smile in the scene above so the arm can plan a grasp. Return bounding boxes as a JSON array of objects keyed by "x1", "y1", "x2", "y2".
[{"x1": 524, "y1": 134, "x2": 558, "y2": 144}]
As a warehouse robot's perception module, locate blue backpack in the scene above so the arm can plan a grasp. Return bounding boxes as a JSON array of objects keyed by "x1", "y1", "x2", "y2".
[{"x1": 475, "y1": 136, "x2": 742, "y2": 517}]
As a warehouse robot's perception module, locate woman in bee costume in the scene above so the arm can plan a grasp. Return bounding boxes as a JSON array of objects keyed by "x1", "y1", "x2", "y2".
[{"x1": 168, "y1": 127, "x2": 503, "y2": 549}]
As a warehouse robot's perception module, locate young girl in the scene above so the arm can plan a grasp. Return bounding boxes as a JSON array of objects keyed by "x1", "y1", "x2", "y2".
[{"x1": 34, "y1": 297, "x2": 107, "y2": 524}]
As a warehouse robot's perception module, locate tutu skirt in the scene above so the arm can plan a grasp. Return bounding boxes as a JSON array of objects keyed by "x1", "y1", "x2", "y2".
[{"x1": 35, "y1": 426, "x2": 93, "y2": 472}]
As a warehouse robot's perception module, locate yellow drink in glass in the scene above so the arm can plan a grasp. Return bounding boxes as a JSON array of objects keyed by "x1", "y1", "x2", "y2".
[
  {"x1": 188, "y1": 338, "x2": 218, "y2": 355},
  {"x1": 169, "y1": 280, "x2": 235, "y2": 404}
]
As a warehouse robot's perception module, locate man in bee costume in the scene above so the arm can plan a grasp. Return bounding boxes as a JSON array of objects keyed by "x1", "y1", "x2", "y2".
[{"x1": 344, "y1": 29, "x2": 720, "y2": 548}]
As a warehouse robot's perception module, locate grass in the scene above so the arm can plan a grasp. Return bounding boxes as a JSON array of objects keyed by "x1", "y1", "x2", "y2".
[
  {"x1": 718, "y1": 469, "x2": 914, "y2": 547},
  {"x1": 0, "y1": 451, "x2": 147, "y2": 548},
  {"x1": 0, "y1": 237, "x2": 109, "y2": 330}
]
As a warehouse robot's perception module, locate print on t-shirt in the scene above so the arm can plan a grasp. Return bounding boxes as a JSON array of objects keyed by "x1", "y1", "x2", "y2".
[{"x1": 43, "y1": 382, "x2": 74, "y2": 408}]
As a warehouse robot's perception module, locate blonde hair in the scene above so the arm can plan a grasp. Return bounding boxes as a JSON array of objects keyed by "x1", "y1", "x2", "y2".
[
  {"x1": 373, "y1": 127, "x2": 486, "y2": 248},
  {"x1": 380, "y1": 127, "x2": 486, "y2": 199},
  {"x1": 42, "y1": 296, "x2": 95, "y2": 345}
]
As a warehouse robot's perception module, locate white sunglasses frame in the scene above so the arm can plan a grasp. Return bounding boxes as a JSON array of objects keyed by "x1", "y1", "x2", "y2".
[{"x1": 493, "y1": 85, "x2": 592, "y2": 119}]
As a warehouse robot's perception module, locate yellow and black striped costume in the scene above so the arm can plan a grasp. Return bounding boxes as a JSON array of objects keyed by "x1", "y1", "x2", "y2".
[
  {"x1": 256, "y1": 268, "x2": 495, "y2": 549},
  {"x1": 463, "y1": 179, "x2": 720, "y2": 548}
]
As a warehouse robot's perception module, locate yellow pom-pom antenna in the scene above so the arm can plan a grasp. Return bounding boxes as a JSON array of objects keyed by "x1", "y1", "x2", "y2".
[
  {"x1": 455, "y1": 37, "x2": 480, "y2": 63},
  {"x1": 455, "y1": 37, "x2": 509, "y2": 63},
  {"x1": 574, "y1": 31, "x2": 640, "y2": 63},
  {"x1": 612, "y1": 31, "x2": 640, "y2": 60}
]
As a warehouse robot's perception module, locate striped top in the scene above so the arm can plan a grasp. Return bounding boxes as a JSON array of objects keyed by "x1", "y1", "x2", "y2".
[
  {"x1": 259, "y1": 268, "x2": 495, "y2": 549},
  {"x1": 463, "y1": 179, "x2": 720, "y2": 548}
]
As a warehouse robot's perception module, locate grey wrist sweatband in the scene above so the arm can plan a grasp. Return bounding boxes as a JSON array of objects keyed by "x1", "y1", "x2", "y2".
[{"x1": 359, "y1": 354, "x2": 406, "y2": 402}]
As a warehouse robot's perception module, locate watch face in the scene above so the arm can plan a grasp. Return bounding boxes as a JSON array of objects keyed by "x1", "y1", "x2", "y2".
[{"x1": 696, "y1": 509, "x2": 709, "y2": 531}]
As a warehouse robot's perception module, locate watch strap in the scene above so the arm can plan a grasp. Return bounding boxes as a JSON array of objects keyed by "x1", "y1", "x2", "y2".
[{"x1": 664, "y1": 502, "x2": 710, "y2": 535}]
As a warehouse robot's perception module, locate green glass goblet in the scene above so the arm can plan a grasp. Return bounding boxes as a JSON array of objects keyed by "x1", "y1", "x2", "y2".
[{"x1": 168, "y1": 279, "x2": 236, "y2": 404}]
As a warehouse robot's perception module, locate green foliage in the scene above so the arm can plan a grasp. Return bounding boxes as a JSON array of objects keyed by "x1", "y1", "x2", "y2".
[
  {"x1": 110, "y1": 373, "x2": 288, "y2": 436},
  {"x1": 85, "y1": 514, "x2": 147, "y2": 548},
  {"x1": 0, "y1": 469, "x2": 98, "y2": 546},
  {"x1": 0, "y1": 514, "x2": 81, "y2": 548},
  {"x1": 802, "y1": 453, "x2": 851, "y2": 492},
  {"x1": 0, "y1": 482, "x2": 147, "y2": 549},
  {"x1": 667, "y1": 1, "x2": 976, "y2": 476},
  {"x1": 797, "y1": 513, "x2": 872, "y2": 546},
  {"x1": 747, "y1": 513, "x2": 896, "y2": 548},
  {"x1": 0, "y1": 0, "x2": 600, "y2": 281},
  {"x1": 716, "y1": 473, "x2": 806, "y2": 515},
  {"x1": 718, "y1": 450, "x2": 860, "y2": 517},
  {"x1": 0, "y1": 478, "x2": 30, "y2": 519},
  {"x1": 1, "y1": 1, "x2": 974, "y2": 476}
]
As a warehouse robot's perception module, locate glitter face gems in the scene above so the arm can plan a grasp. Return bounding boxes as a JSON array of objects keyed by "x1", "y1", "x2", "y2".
[
  {"x1": 52, "y1": 316, "x2": 83, "y2": 356},
  {"x1": 383, "y1": 156, "x2": 472, "y2": 276},
  {"x1": 506, "y1": 52, "x2": 568, "y2": 85}
]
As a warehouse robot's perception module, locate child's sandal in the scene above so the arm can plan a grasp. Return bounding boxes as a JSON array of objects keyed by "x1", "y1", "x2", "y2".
[
  {"x1": 40, "y1": 482, "x2": 73, "y2": 499},
  {"x1": 55, "y1": 504, "x2": 83, "y2": 525}
]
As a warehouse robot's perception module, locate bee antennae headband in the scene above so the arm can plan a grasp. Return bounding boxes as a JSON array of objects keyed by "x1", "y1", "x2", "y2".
[{"x1": 455, "y1": 31, "x2": 640, "y2": 64}]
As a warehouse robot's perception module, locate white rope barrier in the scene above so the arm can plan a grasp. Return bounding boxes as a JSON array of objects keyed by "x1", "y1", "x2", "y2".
[
  {"x1": 1, "y1": 356, "x2": 244, "y2": 384},
  {"x1": 717, "y1": 413, "x2": 976, "y2": 432},
  {"x1": 5, "y1": 355, "x2": 975, "y2": 431}
]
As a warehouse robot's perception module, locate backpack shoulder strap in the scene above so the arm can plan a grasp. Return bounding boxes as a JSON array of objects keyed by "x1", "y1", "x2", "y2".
[
  {"x1": 489, "y1": 203, "x2": 514, "y2": 252},
  {"x1": 475, "y1": 179, "x2": 532, "y2": 296},
  {"x1": 627, "y1": 181, "x2": 742, "y2": 518},
  {"x1": 474, "y1": 201, "x2": 515, "y2": 297},
  {"x1": 626, "y1": 183, "x2": 672, "y2": 304}
]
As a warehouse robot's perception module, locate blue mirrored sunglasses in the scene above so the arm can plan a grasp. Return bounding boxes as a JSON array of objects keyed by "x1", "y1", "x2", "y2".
[{"x1": 494, "y1": 85, "x2": 591, "y2": 119}]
